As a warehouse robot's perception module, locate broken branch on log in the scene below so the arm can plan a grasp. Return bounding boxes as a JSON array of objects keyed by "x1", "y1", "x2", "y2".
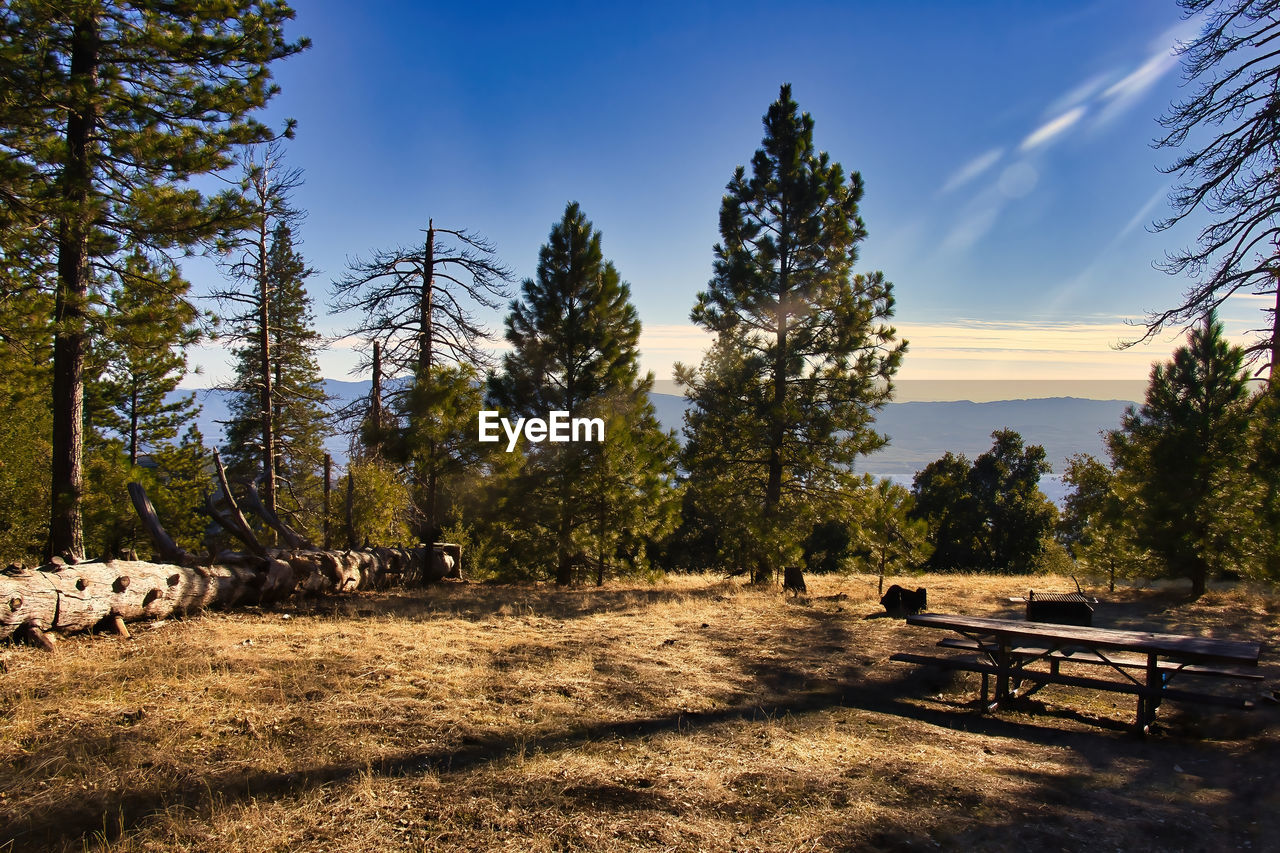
[
  {"x1": 209, "y1": 451, "x2": 267, "y2": 557},
  {"x1": 241, "y1": 481, "x2": 312, "y2": 550}
]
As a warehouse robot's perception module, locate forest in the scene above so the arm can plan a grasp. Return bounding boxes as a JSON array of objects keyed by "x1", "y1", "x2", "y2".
[{"x1": 1, "y1": 0, "x2": 1279, "y2": 622}]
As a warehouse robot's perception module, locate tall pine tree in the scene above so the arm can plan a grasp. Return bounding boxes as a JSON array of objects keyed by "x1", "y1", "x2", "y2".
[
  {"x1": 490, "y1": 202, "x2": 677, "y2": 585},
  {"x1": 681, "y1": 84, "x2": 905, "y2": 581},
  {"x1": 223, "y1": 221, "x2": 329, "y2": 540},
  {"x1": 0, "y1": 1, "x2": 306, "y2": 561}
]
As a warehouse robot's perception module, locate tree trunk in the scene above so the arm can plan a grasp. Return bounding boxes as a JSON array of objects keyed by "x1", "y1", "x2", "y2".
[
  {"x1": 323, "y1": 453, "x2": 332, "y2": 550},
  {"x1": 257, "y1": 208, "x2": 276, "y2": 527},
  {"x1": 0, "y1": 484, "x2": 469, "y2": 647},
  {"x1": 47, "y1": 13, "x2": 98, "y2": 564},
  {"x1": 370, "y1": 340, "x2": 383, "y2": 456},
  {"x1": 0, "y1": 543, "x2": 463, "y2": 645},
  {"x1": 420, "y1": 221, "x2": 434, "y2": 376}
]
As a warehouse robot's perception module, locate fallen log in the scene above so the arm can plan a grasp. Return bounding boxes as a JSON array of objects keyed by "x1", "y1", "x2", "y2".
[
  {"x1": 1, "y1": 474, "x2": 467, "y2": 647},
  {"x1": 0, "y1": 560, "x2": 261, "y2": 643},
  {"x1": 0, "y1": 542, "x2": 461, "y2": 645}
]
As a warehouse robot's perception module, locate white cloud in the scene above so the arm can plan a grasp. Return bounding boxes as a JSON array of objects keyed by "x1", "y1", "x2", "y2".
[
  {"x1": 1019, "y1": 106, "x2": 1087, "y2": 152},
  {"x1": 896, "y1": 318, "x2": 1178, "y2": 381},
  {"x1": 1102, "y1": 49, "x2": 1178, "y2": 103},
  {"x1": 638, "y1": 323, "x2": 715, "y2": 379},
  {"x1": 1091, "y1": 35, "x2": 1184, "y2": 130},
  {"x1": 1045, "y1": 71, "x2": 1116, "y2": 117},
  {"x1": 939, "y1": 148, "x2": 1004, "y2": 195}
]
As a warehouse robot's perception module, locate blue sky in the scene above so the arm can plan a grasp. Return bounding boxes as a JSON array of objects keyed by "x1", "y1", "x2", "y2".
[{"x1": 182, "y1": 0, "x2": 1253, "y2": 395}]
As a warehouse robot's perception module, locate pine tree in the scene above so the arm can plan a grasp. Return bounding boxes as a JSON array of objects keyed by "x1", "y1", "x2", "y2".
[
  {"x1": 909, "y1": 451, "x2": 979, "y2": 572},
  {"x1": 970, "y1": 429, "x2": 1056, "y2": 573},
  {"x1": 1059, "y1": 453, "x2": 1152, "y2": 592},
  {"x1": 490, "y1": 202, "x2": 677, "y2": 585},
  {"x1": 394, "y1": 362, "x2": 490, "y2": 542},
  {"x1": 223, "y1": 220, "x2": 329, "y2": 540},
  {"x1": 1109, "y1": 313, "x2": 1253, "y2": 596},
  {"x1": 148, "y1": 425, "x2": 211, "y2": 555},
  {"x1": 89, "y1": 252, "x2": 202, "y2": 466},
  {"x1": 0, "y1": 2, "x2": 307, "y2": 561},
  {"x1": 852, "y1": 478, "x2": 932, "y2": 595},
  {"x1": 0, "y1": 292, "x2": 52, "y2": 562},
  {"x1": 681, "y1": 84, "x2": 905, "y2": 582},
  {"x1": 578, "y1": 386, "x2": 680, "y2": 585},
  {"x1": 214, "y1": 143, "x2": 312, "y2": 524}
]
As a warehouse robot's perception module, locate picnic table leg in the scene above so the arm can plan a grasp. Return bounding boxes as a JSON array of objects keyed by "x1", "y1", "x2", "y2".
[
  {"x1": 993, "y1": 639, "x2": 1011, "y2": 709},
  {"x1": 1136, "y1": 654, "x2": 1160, "y2": 734}
]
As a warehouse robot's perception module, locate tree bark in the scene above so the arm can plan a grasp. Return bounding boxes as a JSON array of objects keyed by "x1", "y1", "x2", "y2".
[{"x1": 47, "y1": 13, "x2": 98, "y2": 564}]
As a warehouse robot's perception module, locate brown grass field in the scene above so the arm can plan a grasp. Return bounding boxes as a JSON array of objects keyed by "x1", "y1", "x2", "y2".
[{"x1": 1, "y1": 572, "x2": 1278, "y2": 852}]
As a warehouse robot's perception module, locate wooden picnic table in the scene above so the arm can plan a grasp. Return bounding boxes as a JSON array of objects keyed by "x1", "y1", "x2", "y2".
[{"x1": 894, "y1": 612, "x2": 1263, "y2": 733}]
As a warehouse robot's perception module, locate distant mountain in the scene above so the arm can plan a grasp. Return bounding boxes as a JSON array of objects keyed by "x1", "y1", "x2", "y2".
[
  {"x1": 649, "y1": 393, "x2": 1130, "y2": 504},
  {"x1": 179, "y1": 382, "x2": 1132, "y2": 504},
  {"x1": 179, "y1": 378, "x2": 375, "y2": 464}
]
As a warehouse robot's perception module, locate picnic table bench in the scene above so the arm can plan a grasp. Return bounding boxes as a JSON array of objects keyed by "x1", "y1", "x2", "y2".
[{"x1": 892, "y1": 612, "x2": 1263, "y2": 733}]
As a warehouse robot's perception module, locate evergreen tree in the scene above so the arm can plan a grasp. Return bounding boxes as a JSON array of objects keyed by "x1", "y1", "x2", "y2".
[
  {"x1": 490, "y1": 202, "x2": 676, "y2": 585},
  {"x1": 0, "y1": 1, "x2": 306, "y2": 561},
  {"x1": 214, "y1": 143, "x2": 312, "y2": 524},
  {"x1": 1245, "y1": 390, "x2": 1280, "y2": 577},
  {"x1": 909, "y1": 451, "x2": 981, "y2": 572},
  {"x1": 578, "y1": 387, "x2": 680, "y2": 585},
  {"x1": 148, "y1": 425, "x2": 211, "y2": 555},
  {"x1": 344, "y1": 458, "x2": 415, "y2": 548},
  {"x1": 1060, "y1": 454, "x2": 1152, "y2": 592},
  {"x1": 676, "y1": 338, "x2": 777, "y2": 575},
  {"x1": 681, "y1": 84, "x2": 905, "y2": 582},
  {"x1": 0, "y1": 295, "x2": 52, "y2": 563},
  {"x1": 851, "y1": 477, "x2": 932, "y2": 595},
  {"x1": 970, "y1": 429, "x2": 1056, "y2": 572},
  {"x1": 911, "y1": 431, "x2": 1055, "y2": 573},
  {"x1": 1057, "y1": 453, "x2": 1113, "y2": 559},
  {"x1": 393, "y1": 362, "x2": 491, "y2": 542},
  {"x1": 89, "y1": 252, "x2": 202, "y2": 466},
  {"x1": 223, "y1": 220, "x2": 329, "y2": 540},
  {"x1": 1108, "y1": 314, "x2": 1253, "y2": 596}
]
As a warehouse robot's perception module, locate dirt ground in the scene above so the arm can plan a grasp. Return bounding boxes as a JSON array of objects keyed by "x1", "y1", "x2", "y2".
[{"x1": 1, "y1": 572, "x2": 1277, "y2": 852}]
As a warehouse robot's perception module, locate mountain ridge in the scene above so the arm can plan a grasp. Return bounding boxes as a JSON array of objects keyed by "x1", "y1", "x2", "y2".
[{"x1": 176, "y1": 383, "x2": 1133, "y2": 504}]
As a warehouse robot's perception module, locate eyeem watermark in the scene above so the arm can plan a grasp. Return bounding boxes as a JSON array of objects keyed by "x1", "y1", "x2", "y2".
[{"x1": 478, "y1": 411, "x2": 605, "y2": 452}]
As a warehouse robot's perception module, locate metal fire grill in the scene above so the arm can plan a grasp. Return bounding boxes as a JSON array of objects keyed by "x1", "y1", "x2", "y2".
[{"x1": 1025, "y1": 588, "x2": 1094, "y2": 627}]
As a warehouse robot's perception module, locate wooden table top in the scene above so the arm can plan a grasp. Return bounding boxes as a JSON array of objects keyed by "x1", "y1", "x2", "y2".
[{"x1": 907, "y1": 612, "x2": 1261, "y2": 666}]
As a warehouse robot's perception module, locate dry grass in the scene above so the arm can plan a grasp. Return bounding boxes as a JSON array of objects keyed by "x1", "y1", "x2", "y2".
[{"x1": 1, "y1": 572, "x2": 1278, "y2": 852}]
